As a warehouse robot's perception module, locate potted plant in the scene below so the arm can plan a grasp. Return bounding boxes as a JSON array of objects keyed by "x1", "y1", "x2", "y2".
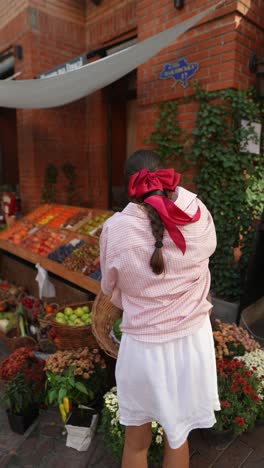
[
  {"x1": 45, "y1": 347, "x2": 107, "y2": 422},
  {"x1": 212, "y1": 319, "x2": 260, "y2": 360},
  {"x1": 235, "y1": 348, "x2": 264, "y2": 424},
  {"x1": 0, "y1": 373, "x2": 40, "y2": 434},
  {"x1": 0, "y1": 347, "x2": 45, "y2": 434},
  {"x1": 205, "y1": 357, "x2": 262, "y2": 445},
  {"x1": 0, "y1": 346, "x2": 45, "y2": 385}
]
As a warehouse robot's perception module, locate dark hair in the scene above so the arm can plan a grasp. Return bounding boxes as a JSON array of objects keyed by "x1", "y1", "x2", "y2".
[{"x1": 124, "y1": 149, "x2": 165, "y2": 275}]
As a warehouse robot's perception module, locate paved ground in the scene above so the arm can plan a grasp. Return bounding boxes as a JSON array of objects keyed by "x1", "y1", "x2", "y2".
[{"x1": 0, "y1": 344, "x2": 263, "y2": 467}]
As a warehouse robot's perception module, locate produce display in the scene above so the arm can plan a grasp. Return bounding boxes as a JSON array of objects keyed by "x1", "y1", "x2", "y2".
[
  {"x1": 89, "y1": 267, "x2": 102, "y2": 281},
  {"x1": 63, "y1": 210, "x2": 89, "y2": 228},
  {"x1": 78, "y1": 213, "x2": 111, "y2": 236},
  {"x1": 20, "y1": 228, "x2": 68, "y2": 256},
  {"x1": 23, "y1": 204, "x2": 51, "y2": 222},
  {"x1": 2, "y1": 221, "x2": 35, "y2": 244},
  {"x1": 34, "y1": 206, "x2": 64, "y2": 225},
  {"x1": 0, "y1": 204, "x2": 113, "y2": 293},
  {"x1": 63, "y1": 241, "x2": 100, "y2": 276},
  {"x1": 55, "y1": 304, "x2": 92, "y2": 327},
  {"x1": 47, "y1": 207, "x2": 80, "y2": 228},
  {"x1": 48, "y1": 239, "x2": 84, "y2": 263}
]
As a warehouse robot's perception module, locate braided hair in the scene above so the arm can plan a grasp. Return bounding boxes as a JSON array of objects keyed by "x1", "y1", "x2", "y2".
[{"x1": 124, "y1": 149, "x2": 166, "y2": 275}]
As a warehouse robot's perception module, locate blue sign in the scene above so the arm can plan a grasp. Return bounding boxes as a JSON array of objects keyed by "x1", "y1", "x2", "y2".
[{"x1": 159, "y1": 57, "x2": 199, "y2": 88}]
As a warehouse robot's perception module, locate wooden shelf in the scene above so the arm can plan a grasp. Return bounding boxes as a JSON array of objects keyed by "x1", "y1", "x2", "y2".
[
  {"x1": 0, "y1": 239, "x2": 100, "y2": 295},
  {"x1": 0, "y1": 204, "x2": 113, "y2": 295}
]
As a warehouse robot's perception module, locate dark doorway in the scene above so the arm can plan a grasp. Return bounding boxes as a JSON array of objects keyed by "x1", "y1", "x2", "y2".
[
  {"x1": 108, "y1": 71, "x2": 137, "y2": 211},
  {"x1": 0, "y1": 108, "x2": 19, "y2": 189}
]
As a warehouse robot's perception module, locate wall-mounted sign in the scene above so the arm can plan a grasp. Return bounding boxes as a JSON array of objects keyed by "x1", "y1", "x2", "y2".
[
  {"x1": 38, "y1": 55, "x2": 87, "y2": 79},
  {"x1": 159, "y1": 57, "x2": 199, "y2": 88}
]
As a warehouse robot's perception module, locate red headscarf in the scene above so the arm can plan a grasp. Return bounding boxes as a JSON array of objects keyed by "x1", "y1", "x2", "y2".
[{"x1": 128, "y1": 168, "x2": 200, "y2": 254}]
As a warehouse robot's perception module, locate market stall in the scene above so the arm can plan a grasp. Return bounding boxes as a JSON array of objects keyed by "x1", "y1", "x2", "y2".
[
  {"x1": 0, "y1": 204, "x2": 112, "y2": 295},
  {"x1": 0, "y1": 203, "x2": 112, "y2": 351}
]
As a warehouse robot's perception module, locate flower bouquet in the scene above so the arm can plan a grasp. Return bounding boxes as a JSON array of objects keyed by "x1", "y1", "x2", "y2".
[
  {"x1": 213, "y1": 319, "x2": 260, "y2": 360},
  {"x1": 215, "y1": 358, "x2": 262, "y2": 435},
  {"x1": 100, "y1": 387, "x2": 164, "y2": 466}
]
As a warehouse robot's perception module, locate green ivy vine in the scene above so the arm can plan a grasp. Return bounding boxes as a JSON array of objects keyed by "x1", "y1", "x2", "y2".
[
  {"x1": 62, "y1": 163, "x2": 78, "y2": 206},
  {"x1": 146, "y1": 100, "x2": 184, "y2": 163},
  {"x1": 148, "y1": 88, "x2": 263, "y2": 302},
  {"x1": 42, "y1": 164, "x2": 59, "y2": 204}
]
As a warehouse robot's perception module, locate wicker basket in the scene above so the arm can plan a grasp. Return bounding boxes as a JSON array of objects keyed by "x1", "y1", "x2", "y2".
[
  {"x1": 38, "y1": 303, "x2": 59, "y2": 330},
  {"x1": 92, "y1": 291, "x2": 122, "y2": 359},
  {"x1": 50, "y1": 302, "x2": 98, "y2": 349},
  {"x1": 38, "y1": 316, "x2": 52, "y2": 329},
  {"x1": 0, "y1": 324, "x2": 37, "y2": 351}
]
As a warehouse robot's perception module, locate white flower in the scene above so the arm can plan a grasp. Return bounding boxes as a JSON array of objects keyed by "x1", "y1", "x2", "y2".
[
  {"x1": 236, "y1": 349, "x2": 264, "y2": 390},
  {"x1": 158, "y1": 427, "x2": 163, "y2": 435},
  {"x1": 156, "y1": 435, "x2": 162, "y2": 444},
  {"x1": 151, "y1": 422, "x2": 158, "y2": 429}
]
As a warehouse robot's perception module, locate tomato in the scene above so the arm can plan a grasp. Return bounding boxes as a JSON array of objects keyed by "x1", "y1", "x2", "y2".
[{"x1": 46, "y1": 305, "x2": 54, "y2": 314}]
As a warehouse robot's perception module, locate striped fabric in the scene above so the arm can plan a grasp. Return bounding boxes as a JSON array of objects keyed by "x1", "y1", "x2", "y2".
[{"x1": 100, "y1": 187, "x2": 217, "y2": 343}]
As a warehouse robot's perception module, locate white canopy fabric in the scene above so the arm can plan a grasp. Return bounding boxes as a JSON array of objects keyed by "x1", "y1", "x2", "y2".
[{"x1": 0, "y1": 4, "x2": 220, "y2": 109}]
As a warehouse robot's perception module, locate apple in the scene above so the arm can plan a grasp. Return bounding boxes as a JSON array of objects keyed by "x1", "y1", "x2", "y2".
[
  {"x1": 74, "y1": 318, "x2": 84, "y2": 326},
  {"x1": 56, "y1": 317, "x2": 66, "y2": 324},
  {"x1": 82, "y1": 313, "x2": 90, "y2": 321},
  {"x1": 64, "y1": 307, "x2": 73, "y2": 316},
  {"x1": 82, "y1": 306, "x2": 89, "y2": 314},
  {"x1": 76, "y1": 307, "x2": 84, "y2": 317},
  {"x1": 56, "y1": 312, "x2": 65, "y2": 320}
]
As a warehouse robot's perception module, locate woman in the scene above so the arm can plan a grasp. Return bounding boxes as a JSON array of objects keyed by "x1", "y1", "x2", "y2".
[{"x1": 100, "y1": 150, "x2": 220, "y2": 468}]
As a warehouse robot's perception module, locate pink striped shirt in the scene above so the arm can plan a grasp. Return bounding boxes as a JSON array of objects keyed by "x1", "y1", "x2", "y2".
[{"x1": 100, "y1": 187, "x2": 216, "y2": 343}]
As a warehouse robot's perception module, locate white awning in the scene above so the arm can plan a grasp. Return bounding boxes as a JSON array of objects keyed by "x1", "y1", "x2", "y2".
[{"x1": 0, "y1": 3, "x2": 221, "y2": 109}]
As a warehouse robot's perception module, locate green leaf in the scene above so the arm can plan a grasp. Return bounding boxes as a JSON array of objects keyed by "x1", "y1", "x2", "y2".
[
  {"x1": 75, "y1": 382, "x2": 89, "y2": 395},
  {"x1": 58, "y1": 388, "x2": 67, "y2": 403},
  {"x1": 48, "y1": 389, "x2": 57, "y2": 404}
]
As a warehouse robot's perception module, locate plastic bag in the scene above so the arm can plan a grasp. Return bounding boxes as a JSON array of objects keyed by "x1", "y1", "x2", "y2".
[{"x1": 35, "y1": 263, "x2": 56, "y2": 299}]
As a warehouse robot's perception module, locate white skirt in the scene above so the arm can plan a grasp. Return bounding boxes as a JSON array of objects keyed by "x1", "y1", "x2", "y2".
[{"x1": 115, "y1": 314, "x2": 221, "y2": 449}]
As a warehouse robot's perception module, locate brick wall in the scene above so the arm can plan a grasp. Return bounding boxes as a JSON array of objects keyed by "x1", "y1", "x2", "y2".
[
  {"x1": 17, "y1": 5, "x2": 87, "y2": 212},
  {"x1": 136, "y1": 0, "x2": 264, "y2": 162},
  {"x1": 0, "y1": 0, "x2": 28, "y2": 30},
  {"x1": 0, "y1": 1, "x2": 263, "y2": 212},
  {"x1": 86, "y1": 0, "x2": 136, "y2": 47}
]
